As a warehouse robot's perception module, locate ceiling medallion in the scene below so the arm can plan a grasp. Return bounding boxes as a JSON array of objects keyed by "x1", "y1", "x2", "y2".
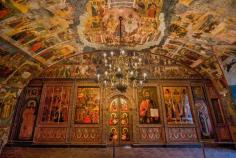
[
  {"x1": 96, "y1": 49, "x2": 148, "y2": 93},
  {"x1": 78, "y1": 0, "x2": 165, "y2": 51}
]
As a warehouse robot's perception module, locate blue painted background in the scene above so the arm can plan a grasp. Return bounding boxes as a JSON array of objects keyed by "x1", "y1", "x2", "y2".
[{"x1": 230, "y1": 85, "x2": 236, "y2": 104}]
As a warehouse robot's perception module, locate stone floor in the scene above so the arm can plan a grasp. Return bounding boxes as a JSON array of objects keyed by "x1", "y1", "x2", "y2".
[{"x1": 1, "y1": 146, "x2": 236, "y2": 158}]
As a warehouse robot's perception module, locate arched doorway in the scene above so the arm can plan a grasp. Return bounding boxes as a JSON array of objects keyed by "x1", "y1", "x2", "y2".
[{"x1": 107, "y1": 95, "x2": 132, "y2": 145}]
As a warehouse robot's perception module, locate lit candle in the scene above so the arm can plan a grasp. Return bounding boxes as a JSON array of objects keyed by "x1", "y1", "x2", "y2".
[
  {"x1": 130, "y1": 71, "x2": 134, "y2": 75},
  {"x1": 139, "y1": 80, "x2": 143, "y2": 85},
  {"x1": 104, "y1": 80, "x2": 107, "y2": 85},
  {"x1": 121, "y1": 50, "x2": 125, "y2": 55},
  {"x1": 97, "y1": 74, "x2": 100, "y2": 80},
  {"x1": 143, "y1": 73, "x2": 147, "y2": 80},
  {"x1": 110, "y1": 51, "x2": 114, "y2": 56},
  {"x1": 118, "y1": 67, "x2": 121, "y2": 72},
  {"x1": 138, "y1": 58, "x2": 142, "y2": 63},
  {"x1": 103, "y1": 53, "x2": 107, "y2": 58}
]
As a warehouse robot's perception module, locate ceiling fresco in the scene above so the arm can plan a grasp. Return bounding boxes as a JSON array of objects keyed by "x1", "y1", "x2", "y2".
[
  {"x1": 0, "y1": 0, "x2": 235, "y2": 90},
  {"x1": 77, "y1": 0, "x2": 165, "y2": 50},
  {"x1": 0, "y1": 40, "x2": 43, "y2": 88},
  {"x1": 0, "y1": 0, "x2": 78, "y2": 66}
]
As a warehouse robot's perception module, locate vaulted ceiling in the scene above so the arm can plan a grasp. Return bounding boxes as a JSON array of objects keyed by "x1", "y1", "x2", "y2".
[{"x1": 0, "y1": 0, "x2": 236, "y2": 94}]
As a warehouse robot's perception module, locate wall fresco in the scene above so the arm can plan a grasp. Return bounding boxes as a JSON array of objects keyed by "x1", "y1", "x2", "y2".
[
  {"x1": 39, "y1": 51, "x2": 203, "y2": 80},
  {"x1": 0, "y1": 86, "x2": 18, "y2": 126},
  {"x1": 0, "y1": 85, "x2": 19, "y2": 152},
  {"x1": 0, "y1": 127, "x2": 9, "y2": 153},
  {"x1": 4, "y1": 61, "x2": 43, "y2": 88},
  {"x1": 39, "y1": 53, "x2": 97, "y2": 79}
]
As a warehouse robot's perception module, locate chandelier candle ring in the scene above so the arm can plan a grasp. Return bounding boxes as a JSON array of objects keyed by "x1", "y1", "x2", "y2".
[{"x1": 96, "y1": 49, "x2": 148, "y2": 93}]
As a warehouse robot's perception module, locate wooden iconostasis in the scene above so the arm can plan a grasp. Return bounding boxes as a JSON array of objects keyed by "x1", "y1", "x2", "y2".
[{"x1": 9, "y1": 79, "x2": 232, "y2": 145}]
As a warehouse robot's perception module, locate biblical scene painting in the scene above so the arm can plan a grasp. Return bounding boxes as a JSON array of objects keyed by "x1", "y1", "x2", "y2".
[
  {"x1": 40, "y1": 86, "x2": 71, "y2": 124},
  {"x1": 78, "y1": 0, "x2": 164, "y2": 50},
  {"x1": 138, "y1": 87, "x2": 160, "y2": 124},
  {"x1": 163, "y1": 87, "x2": 193, "y2": 124},
  {"x1": 192, "y1": 86, "x2": 213, "y2": 139},
  {"x1": 75, "y1": 87, "x2": 100, "y2": 124}
]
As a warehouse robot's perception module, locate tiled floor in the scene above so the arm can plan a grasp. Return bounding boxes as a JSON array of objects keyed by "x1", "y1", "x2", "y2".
[{"x1": 1, "y1": 146, "x2": 236, "y2": 158}]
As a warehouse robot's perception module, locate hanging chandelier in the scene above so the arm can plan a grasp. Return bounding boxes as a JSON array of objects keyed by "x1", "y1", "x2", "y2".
[
  {"x1": 95, "y1": 14, "x2": 148, "y2": 92},
  {"x1": 96, "y1": 49, "x2": 148, "y2": 93}
]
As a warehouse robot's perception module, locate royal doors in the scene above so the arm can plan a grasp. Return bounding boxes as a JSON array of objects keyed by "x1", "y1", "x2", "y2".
[{"x1": 107, "y1": 96, "x2": 131, "y2": 145}]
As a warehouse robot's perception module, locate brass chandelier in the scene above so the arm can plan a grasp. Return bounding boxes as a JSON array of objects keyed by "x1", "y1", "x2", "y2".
[{"x1": 96, "y1": 49, "x2": 148, "y2": 93}]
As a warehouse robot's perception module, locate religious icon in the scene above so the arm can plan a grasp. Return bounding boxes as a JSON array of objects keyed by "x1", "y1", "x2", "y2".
[
  {"x1": 120, "y1": 113, "x2": 128, "y2": 126},
  {"x1": 109, "y1": 113, "x2": 118, "y2": 125},
  {"x1": 109, "y1": 128, "x2": 118, "y2": 141},
  {"x1": 138, "y1": 87, "x2": 160, "y2": 124},
  {"x1": 75, "y1": 87, "x2": 100, "y2": 124},
  {"x1": 192, "y1": 86, "x2": 205, "y2": 100},
  {"x1": 121, "y1": 128, "x2": 130, "y2": 141},
  {"x1": 109, "y1": 98, "x2": 118, "y2": 112},
  {"x1": 19, "y1": 100, "x2": 37, "y2": 140},
  {"x1": 121, "y1": 99, "x2": 128, "y2": 111},
  {"x1": 192, "y1": 86, "x2": 214, "y2": 139},
  {"x1": 163, "y1": 87, "x2": 193, "y2": 124},
  {"x1": 195, "y1": 100, "x2": 213, "y2": 139},
  {"x1": 40, "y1": 86, "x2": 71, "y2": 124}
]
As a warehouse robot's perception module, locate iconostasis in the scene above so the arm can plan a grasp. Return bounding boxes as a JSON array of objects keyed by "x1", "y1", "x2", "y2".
[{"x1": 9, "y1": 79, "x2": 232, "y2": 146}]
